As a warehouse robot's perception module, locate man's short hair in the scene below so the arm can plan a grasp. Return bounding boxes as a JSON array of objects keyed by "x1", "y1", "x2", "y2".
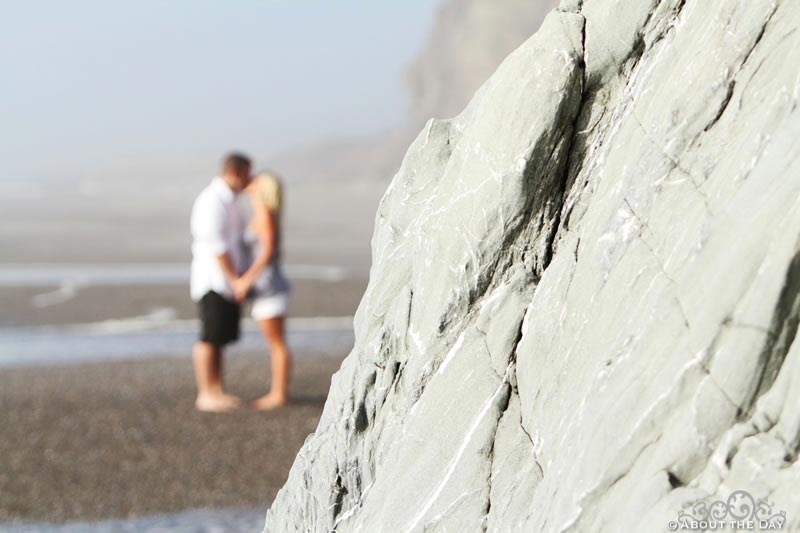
[{"x1": 222, "y1": 152, "x2": 252, "y2": 177}]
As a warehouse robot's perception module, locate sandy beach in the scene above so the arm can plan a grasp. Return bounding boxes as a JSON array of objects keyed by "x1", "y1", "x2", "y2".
[
  {"x1": 0, "y1": 274, "x2": 364, "y2": 526},
  {"x1": 0, "y1": 351, "x2": 346, "y2": 524}
]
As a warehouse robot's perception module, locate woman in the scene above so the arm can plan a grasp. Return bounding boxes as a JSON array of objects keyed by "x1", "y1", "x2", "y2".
[{"x1": 234, "y1": 172, "x2": 292, "y2": 410}]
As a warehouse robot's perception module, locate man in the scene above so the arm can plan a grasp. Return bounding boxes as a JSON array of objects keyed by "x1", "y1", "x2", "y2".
[{"x1": 190, "y1": 152, "x2": 251, "y2": 412}]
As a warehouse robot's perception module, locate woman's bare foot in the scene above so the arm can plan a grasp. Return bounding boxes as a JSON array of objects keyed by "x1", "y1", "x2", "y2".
[
  {"x1": 251, "y1": 393, "x2": 288, "y2": 411},
  {"x1": 195, "y1": 393, "x2": 242, "y2": 412},
  {"x1": 218, "y1": 392, "x2": 243, "y2": 406}
]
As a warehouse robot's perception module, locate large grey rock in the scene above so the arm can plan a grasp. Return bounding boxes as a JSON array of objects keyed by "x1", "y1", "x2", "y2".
[{"x1": 266, "y1": 0, "x2": 800, "y2": 531}]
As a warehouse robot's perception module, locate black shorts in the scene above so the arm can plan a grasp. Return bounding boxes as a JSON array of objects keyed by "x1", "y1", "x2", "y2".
[{"x1": 198, "y1": 291, "x2": 240, "y2": 346}]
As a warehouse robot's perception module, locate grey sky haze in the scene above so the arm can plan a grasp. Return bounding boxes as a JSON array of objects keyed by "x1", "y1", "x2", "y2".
[{"x1": 0, "y1": 1, "x2": 438, "y2": 188}]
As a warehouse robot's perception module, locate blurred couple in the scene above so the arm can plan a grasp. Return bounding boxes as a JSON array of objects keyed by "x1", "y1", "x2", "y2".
[{"x1": 189, "y1": 152, "x2": 291, "y2": 412}]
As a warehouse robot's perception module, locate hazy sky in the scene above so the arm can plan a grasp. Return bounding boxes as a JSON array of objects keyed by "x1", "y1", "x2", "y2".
[{"x1": 0, "y1": 1, "x2": 439, "y2": 188}]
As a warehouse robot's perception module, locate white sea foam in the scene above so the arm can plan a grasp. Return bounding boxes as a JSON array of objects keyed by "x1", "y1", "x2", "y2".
[{"x1": 31, "y1": 283, "x2": 79, "y2": 308}]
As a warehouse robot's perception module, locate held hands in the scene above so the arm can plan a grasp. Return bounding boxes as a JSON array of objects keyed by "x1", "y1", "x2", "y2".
[{"x1": 232, "y1": 277, "x2": 252, "y2": 303}]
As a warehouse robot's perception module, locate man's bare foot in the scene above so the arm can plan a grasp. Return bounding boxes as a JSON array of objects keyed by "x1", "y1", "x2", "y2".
[
  {"x1": 251, "y1": 393, "x2": 288, "y2": 411},
  {"x1": 195, "y1": 393, "x2": 242, "y2": 412}
]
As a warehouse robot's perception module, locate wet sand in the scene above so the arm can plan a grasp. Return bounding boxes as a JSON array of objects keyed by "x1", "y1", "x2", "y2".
[{"x1": 0, "y1": 352, "x2": 345, "y2": 524}]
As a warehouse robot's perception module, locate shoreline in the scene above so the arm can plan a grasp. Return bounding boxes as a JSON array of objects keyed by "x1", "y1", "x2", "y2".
[
  {"x1": 4, "y1": 506, "x2": 267, "y2": 532},
  {"x1": 3, "y1": 314, "x2": 355, "y2": 335},
  {"x1": 0, "y1": 278, "x2": 367, "y2": 328},
  {"x1": 0, "y1": 317, "x2": 355, "y2": 368}
]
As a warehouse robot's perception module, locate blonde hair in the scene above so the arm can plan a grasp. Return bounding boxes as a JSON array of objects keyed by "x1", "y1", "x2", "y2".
[{"x1": 253, "y1": 172, "x2": 282, "y2": 215}]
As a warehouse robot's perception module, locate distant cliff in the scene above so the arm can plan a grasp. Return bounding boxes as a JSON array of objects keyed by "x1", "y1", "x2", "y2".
[
  {"x1": 268, "y1": 0, "x2": 800, "y2": 530},
  {"x1": 407, "y1": 0, "x2": 556, "y2": 125},
  {"x1": 272, "y1": 0, "x2": 557, "y2": 185}
]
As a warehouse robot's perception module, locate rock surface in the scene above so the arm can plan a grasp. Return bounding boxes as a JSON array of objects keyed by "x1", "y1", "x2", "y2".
[{"x1": 266, "y1": 0, "x2": 800, "y2": 531}]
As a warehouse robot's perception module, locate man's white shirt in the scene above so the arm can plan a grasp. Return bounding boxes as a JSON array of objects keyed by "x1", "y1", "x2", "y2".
[{"x1": 190, "y1": 177, "x2": 245, "y2": 301}]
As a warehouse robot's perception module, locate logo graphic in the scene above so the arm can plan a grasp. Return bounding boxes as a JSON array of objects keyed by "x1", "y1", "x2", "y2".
[{"x1": 668, "y1": 490, "x2": 787, "y2": 531}]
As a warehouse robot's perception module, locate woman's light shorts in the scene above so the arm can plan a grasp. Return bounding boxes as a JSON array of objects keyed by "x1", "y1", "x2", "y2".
[{"x1": 251, "y1": 291, "x2": 290, "y2": 320}]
